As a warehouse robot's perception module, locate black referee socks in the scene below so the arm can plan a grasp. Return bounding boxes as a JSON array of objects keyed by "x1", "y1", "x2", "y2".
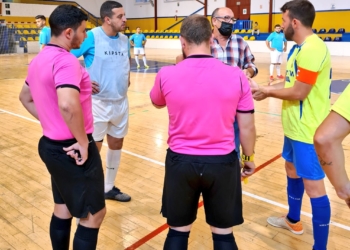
[
  {"x1": 73, "y1": 224, "x2": 99, "y2": 250},
  {"x1": 163, "y1": 228, "x2": 190, "y2": 250},
  {"x1": 50, "y1": 214, "x2": 72, "y2": 250},
  {"x1": 212, "y1": 232, "x2": 238, "y2": 250}
]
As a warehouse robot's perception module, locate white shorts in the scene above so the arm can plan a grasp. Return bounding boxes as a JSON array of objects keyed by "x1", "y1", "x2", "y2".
[
  {"x1": 92, "y1": 98, "x2": 129, "y2": 141},
  {"x1": 134, "y1": 47, "x2": 145, "y2": 55},
  {"x1": 270, "y1": 50, "x2": 283, "y2": 64}
]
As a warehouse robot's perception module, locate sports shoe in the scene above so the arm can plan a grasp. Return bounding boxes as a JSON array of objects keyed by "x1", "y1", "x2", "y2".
[
  {"x1": 269, "y1": 76, "x2": 274, "y2": 81},
  {"x1": 144, "y1": 64, "x2": 149, "y2": 69},
  {"x1": 277, "y1": 75, "x2": 285, "y2": 79},
  {"x1": 267, "y1": 215, "x2": 304, "y2": 235},
  {"x1": 137, "y1": 65, "x2": 140, "y2": 69},
  {"x1": 105, "y1": 186, "x2": 131, "y2": 202}
]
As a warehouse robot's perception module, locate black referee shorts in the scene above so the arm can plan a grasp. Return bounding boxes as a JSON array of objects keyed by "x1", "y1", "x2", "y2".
[
  {"x1": 161, "y1": 148, "x2": 243, "y2": 228},
  {"x1": 38, "y1": 134, "x2": 105, "y2": 218}
]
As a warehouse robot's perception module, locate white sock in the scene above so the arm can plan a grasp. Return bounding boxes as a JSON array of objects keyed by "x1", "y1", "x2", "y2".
[
  {"x1": 143, "y1": 56, "x2": 147, "y2": 66},
  {"x1": 135, "y1": 56, "x2": 140, "y2": 66},
  {"x1": 270, "y1": 64, "x2": 274, "y2": 76},
  {"x1": 105, "y1": 149, "x2": 121, "y2": 193},
  {"x1": 276, "y1": 65, "x2": 281, "y2": 76}
]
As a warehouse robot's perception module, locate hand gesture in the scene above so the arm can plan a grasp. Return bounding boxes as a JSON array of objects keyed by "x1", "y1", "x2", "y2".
[
  {"x1": 92, "y1": 81, "x2": 100, "y2": 94},
  {"x1": 241, "y1": 161, "x2": 256, "y2": 178},
  {"x1": 252, "y1": 86, "x2": 268, "y2": 101},
  {"x1": 63, "y1": 142, "x2": 88, "y2": 165},
  {"x1": 248, "y1": 77, "x2": 259, "y2": 89}
]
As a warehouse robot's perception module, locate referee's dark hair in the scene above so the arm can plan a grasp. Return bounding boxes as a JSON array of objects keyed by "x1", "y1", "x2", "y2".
[
  {"x1": 49, "y1": 5, "x2": 88, "y2": 37},
  {"x1": 180, "y1": 14, "x2": 212, "y2": 45}
]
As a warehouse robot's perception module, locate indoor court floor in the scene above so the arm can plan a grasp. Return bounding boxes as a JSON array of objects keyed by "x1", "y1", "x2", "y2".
[{"x1": 0, "y1": 48, "x2": 350, "y2": 249}]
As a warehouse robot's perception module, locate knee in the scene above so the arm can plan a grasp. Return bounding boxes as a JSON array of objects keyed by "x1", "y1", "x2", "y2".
[
  {"x1": 304, "y1": 180, "x2": 326, "y2": 198},
  {"x1": 108, "y1": 138, "x2": 123, "y2": 150},
  {"x1": 90, "y1": 207, "x2": 107, "y2": 228},
  {"x1": 210, "y1": 226, "x2": 232, "y2": 235}
]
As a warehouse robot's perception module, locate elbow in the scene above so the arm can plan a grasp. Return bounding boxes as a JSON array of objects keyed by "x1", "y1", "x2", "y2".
[
  {"x1": 313, "y1": 129, "x2": 331, "y2": 151},
  {"x1": 59, "y1": 101, "x2": 75, "y2": 115},
  {"x1": 19, "y1": 93, "x2": 25, "y2": 105}
]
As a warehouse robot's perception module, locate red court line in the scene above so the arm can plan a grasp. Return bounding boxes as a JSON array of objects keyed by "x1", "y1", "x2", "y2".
[{"x1": 125, "y1": 153, "x2": 282, "y2": 250}]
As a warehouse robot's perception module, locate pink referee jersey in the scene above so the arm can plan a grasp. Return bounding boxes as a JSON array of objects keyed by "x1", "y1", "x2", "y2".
[
  {"x1": 150, "y1": 54, "x2": 254, "y2": 155},
  {"x1": 25, "y1": 44, "x2": 93, "y2": 140}
]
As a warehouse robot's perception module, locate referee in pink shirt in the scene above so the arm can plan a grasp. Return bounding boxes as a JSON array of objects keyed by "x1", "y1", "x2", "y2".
[
  {"x1": 150, "y1": 15, "x2": 256, "y2": 250},
  {"x1": 19, "y1": 5, "x2": 105, "y2": 250}
]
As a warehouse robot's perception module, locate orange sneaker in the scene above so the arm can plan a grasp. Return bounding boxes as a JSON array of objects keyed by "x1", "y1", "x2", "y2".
[
  {"x1": 277, "y1": 75, "x2": 285, "y2": 79},
  {"x1": 267, "y1": 215, "x2": 304, "y2": 235},
  {"x1": 269, "y1": 76, "x2": 274, "y2": 81}
]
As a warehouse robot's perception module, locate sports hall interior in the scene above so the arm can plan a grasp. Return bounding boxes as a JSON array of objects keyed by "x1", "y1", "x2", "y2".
[{"x1": 0, "y1": 0, "x2": 350, "y2": 249}]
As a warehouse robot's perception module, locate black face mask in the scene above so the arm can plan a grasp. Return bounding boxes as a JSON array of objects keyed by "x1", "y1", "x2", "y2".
[{"x1": 218, "y1": 21, "x2": 233, "y2": 36}]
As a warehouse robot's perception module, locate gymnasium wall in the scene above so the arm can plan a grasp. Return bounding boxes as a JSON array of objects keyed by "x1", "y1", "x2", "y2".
[
  {"x1": 1, "y1": 0, "x2": 348, "y2": 32},
  {"x1": 251, "y1": 0, "x2": 350, "y2": 32}
]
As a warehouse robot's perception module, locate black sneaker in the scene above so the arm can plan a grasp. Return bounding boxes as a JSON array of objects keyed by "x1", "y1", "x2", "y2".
[{"x1": 105, "y1": 186, "x2": 131, "y2": 202}]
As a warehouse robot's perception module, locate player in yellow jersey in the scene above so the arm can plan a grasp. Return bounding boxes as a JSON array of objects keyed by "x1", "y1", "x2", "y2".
[
  {"x1": 251, "y1": 1, "x2": 331, "y2": 249},
  {"x1": 314, "y1": 84, "x2": 350, "y2": 208}
]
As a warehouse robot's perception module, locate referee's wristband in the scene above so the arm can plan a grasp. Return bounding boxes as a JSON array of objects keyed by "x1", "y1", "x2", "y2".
[{"x1": 241, "y1": 153, "x2": 254, "y2": 162}]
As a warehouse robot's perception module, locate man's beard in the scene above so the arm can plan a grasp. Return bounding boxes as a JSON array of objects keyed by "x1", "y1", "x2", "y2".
[
  {"x1": 284, "y1": 23, "x2": 295, "y2": 41},
  {"x1": 182, "y1": 49, "x2": 187, "y2": 59},
  {"x1": 71, "y1": 33, "x2": 81, "y2": 50}
]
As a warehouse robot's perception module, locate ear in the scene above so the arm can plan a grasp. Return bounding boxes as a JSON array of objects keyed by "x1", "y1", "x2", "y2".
[
  {"x1": 179, "y1": 36, "x2": 186, "y2": 48},
  {"x1": 63, "y1": 27, "x2": 74, "y2": 40},
  {"x1": 105, "y1": 16, "x2": 111, "y2": 25},
  {"x1": 209, "y1": 33, "x2": 214, "y2": 46}
]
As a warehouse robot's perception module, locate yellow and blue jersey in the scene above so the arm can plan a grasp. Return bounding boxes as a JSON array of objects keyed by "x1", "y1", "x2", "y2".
[{"x1": 282, "y1": 34, "x2": 332, "y2": 143}]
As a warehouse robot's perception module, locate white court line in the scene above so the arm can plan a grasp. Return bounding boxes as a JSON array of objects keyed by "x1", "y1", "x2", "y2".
[{"x1": 1, "y1": 108, "x2": 350, "y2": 231}]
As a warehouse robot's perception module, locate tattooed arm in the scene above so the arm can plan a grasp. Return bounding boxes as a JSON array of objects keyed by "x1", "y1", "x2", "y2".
[{"x1": 314, "y1": 111, "x2": 350, "y2": 208}]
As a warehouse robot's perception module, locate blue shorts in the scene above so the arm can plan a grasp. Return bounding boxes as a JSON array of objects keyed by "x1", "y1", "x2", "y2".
[{"x1": 282, "y1": 136, "x2": 325, "y2": 180}]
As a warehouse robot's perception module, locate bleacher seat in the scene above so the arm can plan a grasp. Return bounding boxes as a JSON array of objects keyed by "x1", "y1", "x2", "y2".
[
  {"x1": 124, "y1": 30, "x2": 130, "y2": 33},
  {"x1": 312, "y1": 29, "x2": 317, "y2": 33},
  {"x1": 324, "y1": 37, "x2": 331, "y2": 41},
  {"x1": 150, "y1": 29, "x2": 154, "y2": 32},
  {"x1": 173, "y1": 30, "x2": 178, "y2": 33},
  {"x1": 30, "y1": 30, "x2": 37, "y2": 35},
  {"x1": 328, "y1": 28, "x2": 336, "y2": 33},
  {"x1": 155, "y1": 35, "x2": 159, "y2": 38},
  {"x1": 23, "y1": 24, "x2": 31, "y2": 29},
  {"x1": 146, "y1": 35, "x2": 150, "y2": 38},
  {"x1": 337, "y1": 28, "x2": 345, "y2": 33},
  {"x1": 143, "y1": 29, "x2": 149, "y2": 33},
  {"x1": 35, "y1": 36, "x2": 39, "y2": 41},
  {"x1": 151, "y1": 35, "x2": 155, "y2": 38},
  {"x1": 334, "y1": 37, "x2": 342, "y2": 42},
  {"x1": 249, "y1": 36, "x2": 256, "y2": 41},
  {"x1": 16, "y1": 24, "x2": 24, "y2": 29},
  {"x1": 243, "y1": 35, "x2": 248, "y2": 40},
  {"x1": 169, "y1": 35, "x2": 173, "y2": 39},
  {"x1": 27, "y1": 37, "x2": 34, "y2": 41},
  {"x1": 234, "y1": 29, "x2": 239, "y2": 33},
  {"x1": 319, "y1": 28, "x2": 326, "y2": 33},
  {"x1": 31, "y1": 24, "x2": 37, "y2": 29},
  {"x1": 164, "y1": 35, "x2": 169, "y2": 39}
]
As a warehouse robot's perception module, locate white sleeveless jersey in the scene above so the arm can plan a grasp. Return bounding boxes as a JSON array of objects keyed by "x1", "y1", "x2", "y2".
[{"x1": 87, "y1": 27, "x2": 130, "y2": 101}]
